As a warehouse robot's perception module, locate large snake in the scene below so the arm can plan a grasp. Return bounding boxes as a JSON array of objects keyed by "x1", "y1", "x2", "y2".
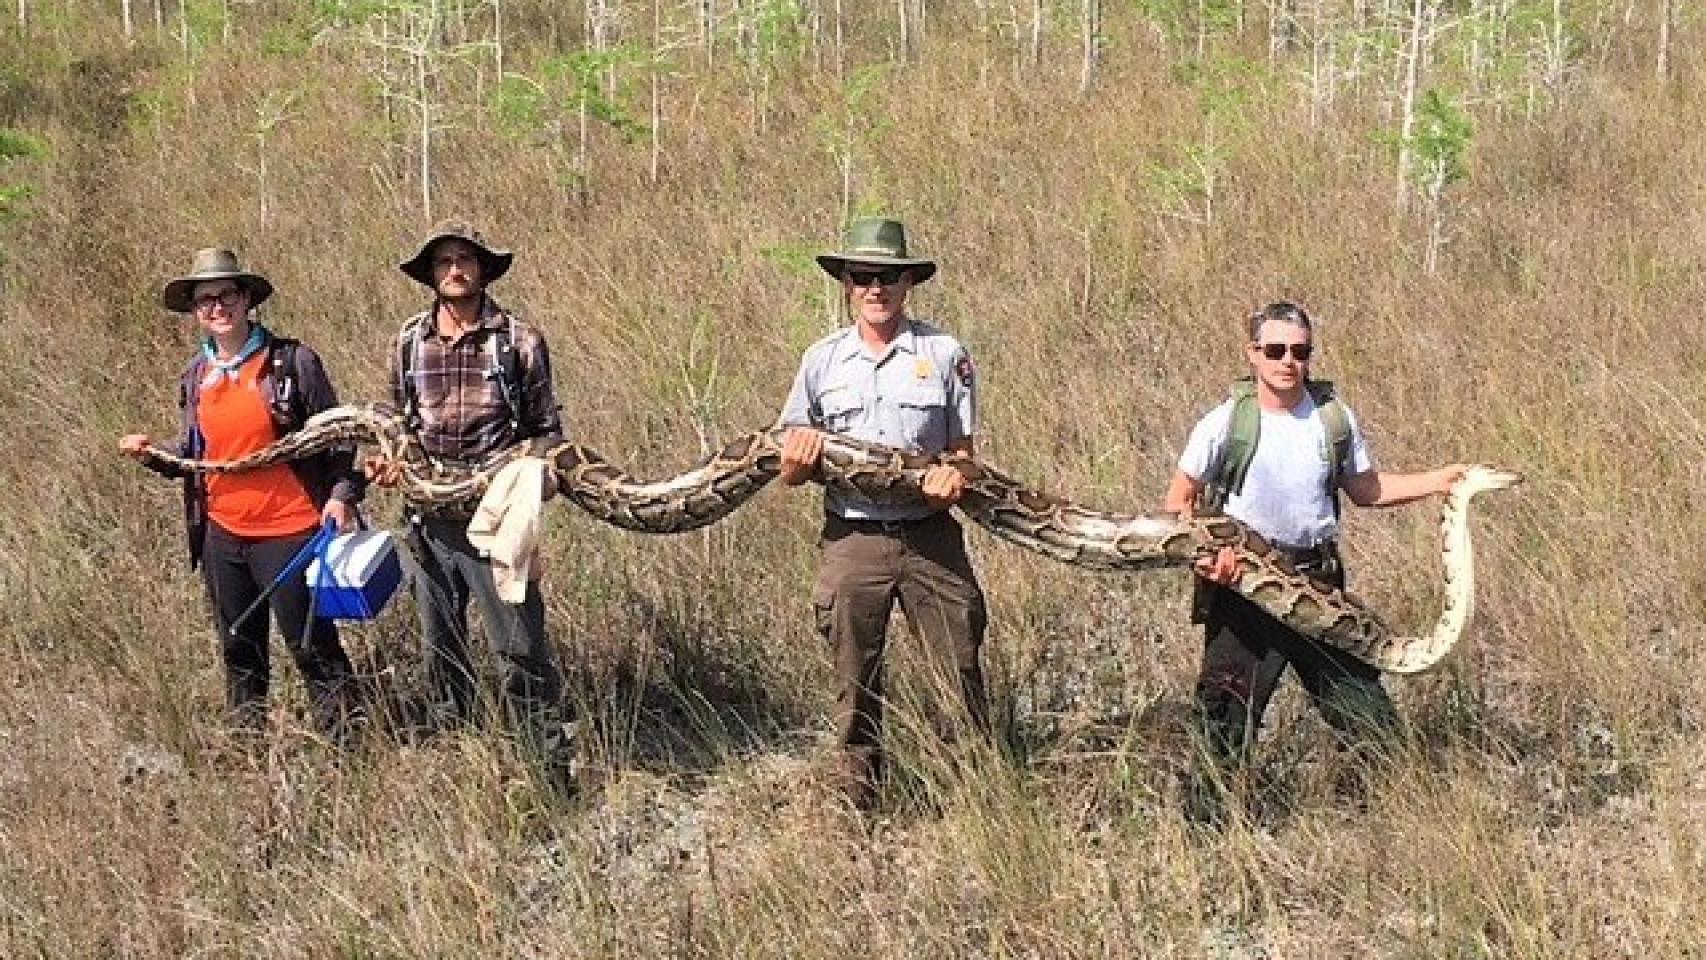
[{"x1": 137, "y1": 404, "x2": 1521, "y2": 674}]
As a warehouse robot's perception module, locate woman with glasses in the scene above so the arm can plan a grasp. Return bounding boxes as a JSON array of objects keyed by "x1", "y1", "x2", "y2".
[
  {"x1": 119, "y1": 248, "x2": 364, "y2": 744},
  {"x1": 1163, "y1": 300, "x2": 1466, "y2": 824}
]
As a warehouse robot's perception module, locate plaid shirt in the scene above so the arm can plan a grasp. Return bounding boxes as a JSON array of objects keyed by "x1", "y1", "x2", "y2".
[{"x1": 390, "y1": 295, "x2": 564, "y2": 465}]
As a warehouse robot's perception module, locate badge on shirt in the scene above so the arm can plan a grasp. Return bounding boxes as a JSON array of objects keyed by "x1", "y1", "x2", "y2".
[
  {"x1": 913, "y1": 357, "x2": 934, "y2": 380},
  {"x1": 955, "y1": 352, "x2": 975, "y2": 388}
]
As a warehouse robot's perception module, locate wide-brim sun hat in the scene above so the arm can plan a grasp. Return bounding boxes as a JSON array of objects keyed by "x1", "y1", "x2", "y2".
[
  {"x1": 815, "y1": 217, "x2": 936, "y2": 284},
  {"x1": 399, "y1": 219, "x2": 514, "y2": 288},
  {"x1": 160, "y1": 248, "x2": 274, "y2": 313}
]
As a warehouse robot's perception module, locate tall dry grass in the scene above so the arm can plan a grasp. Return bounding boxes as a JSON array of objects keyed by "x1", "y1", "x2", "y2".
[{"x1": 1, "y1": 1, "x2": 1702, "y2": 957}]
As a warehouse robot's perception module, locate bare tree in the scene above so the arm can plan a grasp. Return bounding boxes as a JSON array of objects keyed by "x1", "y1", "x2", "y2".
[
  {"x1": 249, "y1": 90, "x2": 299, "y2": 230},
  {"x1": 1030, "y1": 0, "x2": 1044, "y2": 67},
  {"x1": 1080, "y1": 0, "x2": 1101, "y2": 94},
  {"x1": 651, "y1": 0, "x2": 662, "y2": 183},
  {"x1": 1393, "y1": 0, "x2": 1435, "y2": 213},
  {"x1": 1656, "y1": 0, "x2": 1674, "y2": 82}
]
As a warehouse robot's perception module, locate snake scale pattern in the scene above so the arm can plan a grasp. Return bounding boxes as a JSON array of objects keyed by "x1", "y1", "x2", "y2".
[{"x1": 139, "y1": 404, "x2": 1521, "y2": 674}]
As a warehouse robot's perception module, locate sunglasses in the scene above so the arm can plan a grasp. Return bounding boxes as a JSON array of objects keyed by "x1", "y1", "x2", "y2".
[
  {"x1": 845, "y1": 267, "x2": 908, "y2": 287},
  {"x1": 1257, "y1": 342, "x2": 1313, "y2": 362}
]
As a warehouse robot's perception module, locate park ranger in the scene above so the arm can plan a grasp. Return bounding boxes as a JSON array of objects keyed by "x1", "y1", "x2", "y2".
[{"x1": 777, "y1": 217, "x2": 990, "y2": 812}]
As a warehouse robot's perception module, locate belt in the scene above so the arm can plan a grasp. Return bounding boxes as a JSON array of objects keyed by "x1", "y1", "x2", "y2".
[
  {"x1": 1272, "y1": 540, "x2": 1340, "y2": 574},
  {"x1": 826, "y1": 512, "x2": 942, "y2": 536}
]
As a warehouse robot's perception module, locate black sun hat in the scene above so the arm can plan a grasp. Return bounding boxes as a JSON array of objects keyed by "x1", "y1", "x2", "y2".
[{"x1": 399, "y1": 219, "x2": 514, "y2": 288}]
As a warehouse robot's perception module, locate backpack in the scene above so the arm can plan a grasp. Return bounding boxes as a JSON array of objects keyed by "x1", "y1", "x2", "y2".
[
  {"x1": 1197, "y1": 377, "x2": 1352, "y2": 517},
  {"x1": 395, "y1": 309, "x2": 524, "y2": 433}
]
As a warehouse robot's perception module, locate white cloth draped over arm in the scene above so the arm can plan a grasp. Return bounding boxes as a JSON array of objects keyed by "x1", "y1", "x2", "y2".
[{"x1": 466, "y1": 457, "x2": 549, "y2": 604}]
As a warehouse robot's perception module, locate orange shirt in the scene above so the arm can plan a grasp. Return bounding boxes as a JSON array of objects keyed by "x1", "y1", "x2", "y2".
[{"x1": 198, "y1": 352, "x2": 322, "y2": 538}]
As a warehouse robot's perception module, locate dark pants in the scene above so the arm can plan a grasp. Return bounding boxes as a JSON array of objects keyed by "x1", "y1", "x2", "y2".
[
  {"x1": 813, "y1": 511, "x2": 990, "y2": 808},
  {"x1": 200, "y1": 522, "x2": 358, "y2": 738},
  {"x1": 410, "y1": 513, "x2": 570, "y2": 764},
  {"x1": 1190, "y1": 562, "x2": 1402, "y2": 817}
]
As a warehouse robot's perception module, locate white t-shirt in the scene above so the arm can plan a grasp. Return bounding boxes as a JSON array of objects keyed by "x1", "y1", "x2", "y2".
[{"x1": 1177, "y1": 393, "x2": 1374, "y2": 548}]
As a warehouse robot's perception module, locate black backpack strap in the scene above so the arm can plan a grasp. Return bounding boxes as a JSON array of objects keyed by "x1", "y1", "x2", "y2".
[
  {"x1": 491, "y1": 312, "x2": 524, "y2": 431},
  {"x1": 180, "y1": 354, "x2": 206, "y2": 458},
  {"x1": 266, "y1": 335, "x2": 307, "y2": 431},
  {"x1": 397, "y1": 314, "x2": 429, "y2": 430}
]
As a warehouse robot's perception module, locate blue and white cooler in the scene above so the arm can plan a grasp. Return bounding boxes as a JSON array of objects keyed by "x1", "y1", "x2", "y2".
[{"x1": 306, "y1": 529, "x2": 404, "y2": 620}]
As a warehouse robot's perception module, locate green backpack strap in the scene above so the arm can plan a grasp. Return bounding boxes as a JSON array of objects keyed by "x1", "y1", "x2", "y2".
[
  {"x1": 1306, "y1": 379, "x2": 1352, "y2": 515},
  {"x1": 1201, "y1": 378, "x2": 1350, "y2": 515},
  {"x1": 1200, "y1": 378, "x2": 1259, "y2": 514}
]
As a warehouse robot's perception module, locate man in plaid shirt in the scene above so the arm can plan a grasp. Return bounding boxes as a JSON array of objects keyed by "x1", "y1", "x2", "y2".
[{"x1": 374, "y1": 220, "x2": 574, "y2": 788}]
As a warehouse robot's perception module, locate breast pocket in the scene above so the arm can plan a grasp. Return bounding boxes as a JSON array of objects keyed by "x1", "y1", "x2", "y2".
[
  {"x1": 410, "y1": 369, "x2": 451, "y2": 410},
  {"x1": 895, "y1": 385, "x2": 947, "y2": 449},
  {"x1": 817, "y1": 388, "x2": 865, "y2": 434}
]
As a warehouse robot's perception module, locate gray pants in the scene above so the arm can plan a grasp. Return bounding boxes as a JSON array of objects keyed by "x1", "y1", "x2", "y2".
[{"x1": 410, "y1": 513, "x2": 568, "y2": 760}]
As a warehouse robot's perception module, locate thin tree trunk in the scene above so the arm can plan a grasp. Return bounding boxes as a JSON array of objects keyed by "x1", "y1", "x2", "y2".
[
  {"x1": 1080, "y1": 0, "x2": 1101, "y2": 95},
  {"x1": 258, "y1": 131, "x2": 270, "y2": 229},
  {"x1": 833, "y1": 0, "x2": 844, "y2": 81},
  {"x1": 1656, "y1": 0, "x2": 1673, "y2": 82},
  {"x1": 1030, "y1": 0, "x2": 1043, "y2": 67},
  {"x1": 122, "y1": 0, "x2": 134, "y2": 41},
  {"x1": 897, "y1": 0, "x2": 910, "y2": 64},
  {"x1": 650, "y1": 0, "x2": 661, "y2": 184},
  {"x1": 178, "y1": 0, "x2": 190, "y2": 57},
  {"x1": 702, "y1": 0, "x2": 714, "y2": 66},
  {"x1": 1394, "y1": 0, "x2": 1429, "y2": 213},
  {"x1": 493, "y1": 0, "x2": 504, "y2": 79},
  {"x1": 418, "y1": 44, "x2": 433, "y2": 218}
]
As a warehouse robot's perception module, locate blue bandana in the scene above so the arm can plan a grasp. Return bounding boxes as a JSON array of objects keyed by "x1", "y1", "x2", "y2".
[{"x1": 200, "y1": 325, "x2": 268, "y2": 387}]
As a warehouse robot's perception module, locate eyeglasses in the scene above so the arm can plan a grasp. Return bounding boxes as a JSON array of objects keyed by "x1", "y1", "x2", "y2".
[
  {"x1": 193, "y1": 289, "x2": 246, "y2": 312},
  {"x1": 1257, "y1": 342, "x2": 1313, "y2": 362},
  {"x1": 845, "y1": 267, "x2": 908, "y2": 287}
]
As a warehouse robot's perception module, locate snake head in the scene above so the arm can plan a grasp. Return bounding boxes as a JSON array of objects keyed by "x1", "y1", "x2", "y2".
[{"x1": 1459, "y1": 464, "x2": 1524, "y2": 496}]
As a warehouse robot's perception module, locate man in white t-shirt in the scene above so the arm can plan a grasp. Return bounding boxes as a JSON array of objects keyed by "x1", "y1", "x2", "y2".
[{"x1": 1163, "y1": 301, "x2": 1465, "y2": 822}]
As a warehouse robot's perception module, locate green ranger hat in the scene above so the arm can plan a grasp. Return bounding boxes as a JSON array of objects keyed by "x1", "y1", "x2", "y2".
[{"x1": 815, "y1": 217, "x2": 937, "y2": 284}]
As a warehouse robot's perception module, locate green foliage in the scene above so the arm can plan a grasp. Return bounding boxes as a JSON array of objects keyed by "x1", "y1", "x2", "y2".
[
  {"x1": 1144, "y1": 138, "x2": 1224, "y2": 225},
  {"x1": 490, "y1": 73, "x2": 548, "y2": 137},
  {"x1": 758, "y1": 242, "x2": 819, "y2": 281},
  {"x1": 1410, "y1": 88, "x2": 1473, "y2": 197},
  {"x1": 182, "y1": 0, "x2": 230, "y2": 57},
  {"x1": 811, "y1": 63, "x2": 894, "y2": 174},
  {"x1": 1131, "y1": 0, "x2": 1240, "y2": 48},
  {"x1": 494, "y1": 47, "x2": 651, "y2": 146},
  {"x1": 0, "y1": 127, "x2": 44, "y2": 223},
  {"x1": 0, "y1": 128, "x2": 43, "y2": 163},
  {"x1": 748, "y1": 0, "x2": 807, "y2": 64},
  {"x1": 1171, "y1": 53, "x2": 1271, "y2": 127},
  {"x1": 312, "y1": 0, "x2": 411, "y2": 26}
]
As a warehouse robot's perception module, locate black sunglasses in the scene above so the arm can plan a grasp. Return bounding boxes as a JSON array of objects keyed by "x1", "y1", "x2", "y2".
[
  {"x1": 1258, "y1": 342, "x2": 1313, "y2": 362},
  {"x1": 845, "y1": 267, "x2": 908, "y2": 287}
]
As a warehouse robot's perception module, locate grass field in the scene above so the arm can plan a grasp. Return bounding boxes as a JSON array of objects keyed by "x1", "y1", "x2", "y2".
[{"x1": 1, "y1": 2, "x2": 1702, "y2": 956}]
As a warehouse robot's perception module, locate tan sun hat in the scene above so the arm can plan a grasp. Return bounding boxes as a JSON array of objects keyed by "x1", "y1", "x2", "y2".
[
  {"x1": 399, "y1": 219, "x2": 514, "y2": 288},
  {"x1": 160, "y1": 248, "x2": 274, "y2": 313},
  {"x1": 815, "y1": 217, "x2": 937, "y2": 284}
]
